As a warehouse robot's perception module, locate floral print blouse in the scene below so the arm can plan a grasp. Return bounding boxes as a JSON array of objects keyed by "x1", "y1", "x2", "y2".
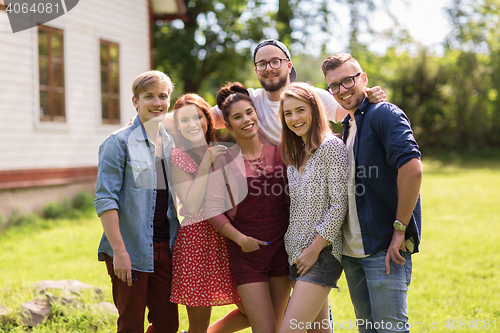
[{"x1": 285, "y1": 134, "x2": 348, "y2": 265}]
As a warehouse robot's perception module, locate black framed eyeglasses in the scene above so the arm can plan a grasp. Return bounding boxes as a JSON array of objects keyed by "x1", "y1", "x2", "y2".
[
  {"x1": 326, "y1": 72, "x2": 362, "y2": 95},
  {"x1": 255, "y1": 58, "x2": 288, "y2": 72}
]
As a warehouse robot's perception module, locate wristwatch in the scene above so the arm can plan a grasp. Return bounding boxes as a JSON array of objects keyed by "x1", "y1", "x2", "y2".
[{"x1": 393, "y1": 219, "x2": 407, "y2": 231}]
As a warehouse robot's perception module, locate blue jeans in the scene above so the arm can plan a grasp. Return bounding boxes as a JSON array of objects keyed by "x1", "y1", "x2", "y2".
[{"x1": 343, "y1": 251, "x2": 412, "y2": 333}]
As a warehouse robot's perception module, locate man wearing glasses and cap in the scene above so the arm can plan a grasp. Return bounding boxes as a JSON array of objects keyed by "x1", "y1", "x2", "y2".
[{"x1": 211, "y1": 39, "x2": 386, "y2": 145}]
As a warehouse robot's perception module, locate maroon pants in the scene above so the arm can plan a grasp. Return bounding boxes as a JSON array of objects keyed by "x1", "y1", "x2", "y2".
[{"x1": 104, "y1": 241, "x2": 179, "y2": 333}]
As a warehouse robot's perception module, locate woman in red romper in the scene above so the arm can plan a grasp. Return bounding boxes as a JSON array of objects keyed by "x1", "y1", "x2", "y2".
[
  {"x1": 169, "y1": 94, "x2": 248, "y2": 333},
  {"x1": 205, "y1": 83, "x2": 292, "y2": 333}
]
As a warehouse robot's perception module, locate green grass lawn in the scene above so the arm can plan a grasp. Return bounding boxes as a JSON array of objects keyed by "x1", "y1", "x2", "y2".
[{"x1": 1, "y1": 157, "x2": 499, "y2": 332}]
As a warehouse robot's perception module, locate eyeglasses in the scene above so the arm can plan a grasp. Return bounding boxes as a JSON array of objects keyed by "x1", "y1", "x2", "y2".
[
  {"x1": 326, "y1": 72, "x2": 362, "y2": 95},
  {"x1": 255, "y1": 58, "x2": 288, "y2": 72}
]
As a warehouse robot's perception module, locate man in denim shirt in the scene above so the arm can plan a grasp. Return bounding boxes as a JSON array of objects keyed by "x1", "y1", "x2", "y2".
[
  {"x1": 322, "y1": 54, "x2": 422, "y2": 333},
  {"x1": 94, "y1": 70, "x2": 180, "y2": 333}
]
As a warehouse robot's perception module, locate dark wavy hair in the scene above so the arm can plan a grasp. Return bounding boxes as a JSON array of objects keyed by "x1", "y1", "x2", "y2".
[
  {"x1": 279, "y1": 82, "x2": 331, "y2": 169},
  {"x1": 216, "y1": 82, "x2": 256, "y2": 128},
  {"x1": 172, "y1": 93, "x2": 216, "y2": 153}
]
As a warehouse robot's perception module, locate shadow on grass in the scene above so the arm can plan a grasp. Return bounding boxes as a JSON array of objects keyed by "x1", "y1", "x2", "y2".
[{"x1": 422, "y1": 148, "x2": 500, "y2": 175}]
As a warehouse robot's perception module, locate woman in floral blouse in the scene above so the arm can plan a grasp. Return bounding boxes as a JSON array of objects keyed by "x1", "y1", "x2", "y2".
[{"x1": 278, "y1": 82, "x2": 348, "y2": 333}]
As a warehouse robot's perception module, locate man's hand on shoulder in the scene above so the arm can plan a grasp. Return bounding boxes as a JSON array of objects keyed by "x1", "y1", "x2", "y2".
[
  {"x1": 366, "y1": 86, "x2": 386, "y2": 103},
  {"x1": 125, "y1": 115, "x2": 136, "y2": 127}
]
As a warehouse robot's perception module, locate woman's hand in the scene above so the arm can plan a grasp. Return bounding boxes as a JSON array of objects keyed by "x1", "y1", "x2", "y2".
[
  {"x1": 295, "y1": 246, "x2": 321, "y2": 276},
  {"x1": 239, "y1": 235, "x2": 268, "y2": 253},
  {"x1": 200, "y1": 145, "x2": 227, "y2": 171}
]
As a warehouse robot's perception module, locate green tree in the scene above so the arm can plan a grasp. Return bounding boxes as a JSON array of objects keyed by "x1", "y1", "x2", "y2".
[
  {"x1": 273, "y1": 0, "x2": 402, "y2": 55},
  {"x1": 153, "y1": 0, "x2": 268, "y2": 97},
  {"x1": 154, "y1": 0, "x2": 399, "y2": 99},
  {"x1": 444, "y1": 0, "x2": 500, "y2": 148},
  {"x1": 366, "y1": 0, "x2": 500, "y2": 152}
]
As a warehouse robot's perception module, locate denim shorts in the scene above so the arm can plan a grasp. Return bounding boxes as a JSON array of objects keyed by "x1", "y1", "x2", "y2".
[{"x1": 289, "y1": 245, "x2": 343, "y2": 288}]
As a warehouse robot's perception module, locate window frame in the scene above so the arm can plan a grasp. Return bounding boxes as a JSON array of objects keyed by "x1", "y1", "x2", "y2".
[
  {"x1": 99, "y1": 39, "x2": 121, "y2": 125},
  {"x1": 38, "y1": 24, "x2": 66, "y2": 122}
]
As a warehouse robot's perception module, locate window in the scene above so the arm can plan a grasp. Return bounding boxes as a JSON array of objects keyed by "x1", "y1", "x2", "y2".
[
  {"x1": 100, "y1": 40, "x2": 120, "y2": 124},
  {"x1": 38, "y1": 25, "x2": 65, "y2": 122}
]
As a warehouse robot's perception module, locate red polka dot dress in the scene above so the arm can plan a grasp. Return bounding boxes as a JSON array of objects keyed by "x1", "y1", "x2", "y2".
[{"x1": 170, "y1": 147, "x2": 241, "y2": 306}]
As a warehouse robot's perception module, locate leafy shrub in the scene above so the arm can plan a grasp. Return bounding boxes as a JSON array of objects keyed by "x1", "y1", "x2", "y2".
[
  {"x1": 6, "y1": 209, "x2": 39, "y2": 228},
  {"x1": 1, "y1": 191, "x2": 96, "y2": 233},
  {"x1": 42, "y1": 191, "x2": 95, "y2": 220},
  {"x1": 71, "y1": 191, "x2": 95, "y2": 211},
  {"x1": 43, "y1": 199, "x2": 71, "y2": 219}
]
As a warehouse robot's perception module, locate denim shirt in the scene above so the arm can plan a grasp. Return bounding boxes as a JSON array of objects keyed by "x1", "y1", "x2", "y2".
[
  {"x1": 94, "y1": 116, "x2": 179, "y2": 272},
  {"x1": 341, "y1": 99, "x2": 422, "y2": 255}
]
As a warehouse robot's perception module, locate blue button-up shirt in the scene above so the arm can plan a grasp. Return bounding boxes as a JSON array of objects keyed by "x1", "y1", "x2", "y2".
[
  {"x1": 94, "y1": 116, "x2": 179, "y2": 272},
  {"x1": 341, "y1": 99, "x2": 422, "y2": 255}
]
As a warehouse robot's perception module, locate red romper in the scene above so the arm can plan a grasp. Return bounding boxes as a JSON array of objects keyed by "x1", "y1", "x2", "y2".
[{"x1": 207, "y1": 144, "x2": 289, "y2": 286}]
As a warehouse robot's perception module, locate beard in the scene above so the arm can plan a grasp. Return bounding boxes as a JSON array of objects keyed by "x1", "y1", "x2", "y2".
[
  {"x1": 339, "y1": 93, "x2": 364, "y2": 112},
  {"x1": 258, "y1": 71, "x2": 288, "y2": 92}
]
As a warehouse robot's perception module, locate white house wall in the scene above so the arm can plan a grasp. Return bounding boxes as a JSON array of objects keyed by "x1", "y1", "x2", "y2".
[{"x1": 0, "y1": 0, "x2": 151, "y2": 172}]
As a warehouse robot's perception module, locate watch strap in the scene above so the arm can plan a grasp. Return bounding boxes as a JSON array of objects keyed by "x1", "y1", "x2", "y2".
[{"x1": 394, "y1": 219, "x2": 407, "y2": 231}]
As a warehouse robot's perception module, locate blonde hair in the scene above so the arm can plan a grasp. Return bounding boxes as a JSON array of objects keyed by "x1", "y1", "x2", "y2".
[{"x1": 132, "y1": 70, "x2": 174, "y2": 99}]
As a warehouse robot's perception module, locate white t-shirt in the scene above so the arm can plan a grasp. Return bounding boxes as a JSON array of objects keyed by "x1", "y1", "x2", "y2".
[
  {"x1": 343, "y1": 119, "x2": 368, "y2": 258},
  {"x1": 214, "y1": 86, "x2": 339, "y2": 145}
]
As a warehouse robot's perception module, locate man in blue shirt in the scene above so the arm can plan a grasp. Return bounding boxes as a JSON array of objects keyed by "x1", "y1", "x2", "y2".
[
  {"x1": 94, "y1": 70, "x2": 180, "y2": 333},
  {"x1": 322, "y1": 54, "x2": 422, "y2": 333}
]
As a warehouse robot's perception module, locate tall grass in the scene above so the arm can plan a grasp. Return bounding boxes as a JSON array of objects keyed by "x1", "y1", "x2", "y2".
[{"x1": 1, "y1": 158, "x2": 499, "y2": 332}]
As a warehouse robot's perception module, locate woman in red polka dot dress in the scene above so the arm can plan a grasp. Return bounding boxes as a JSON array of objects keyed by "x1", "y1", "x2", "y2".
[{"x1": 169, "y1": 94, "x2": 247, "y2": 333}]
